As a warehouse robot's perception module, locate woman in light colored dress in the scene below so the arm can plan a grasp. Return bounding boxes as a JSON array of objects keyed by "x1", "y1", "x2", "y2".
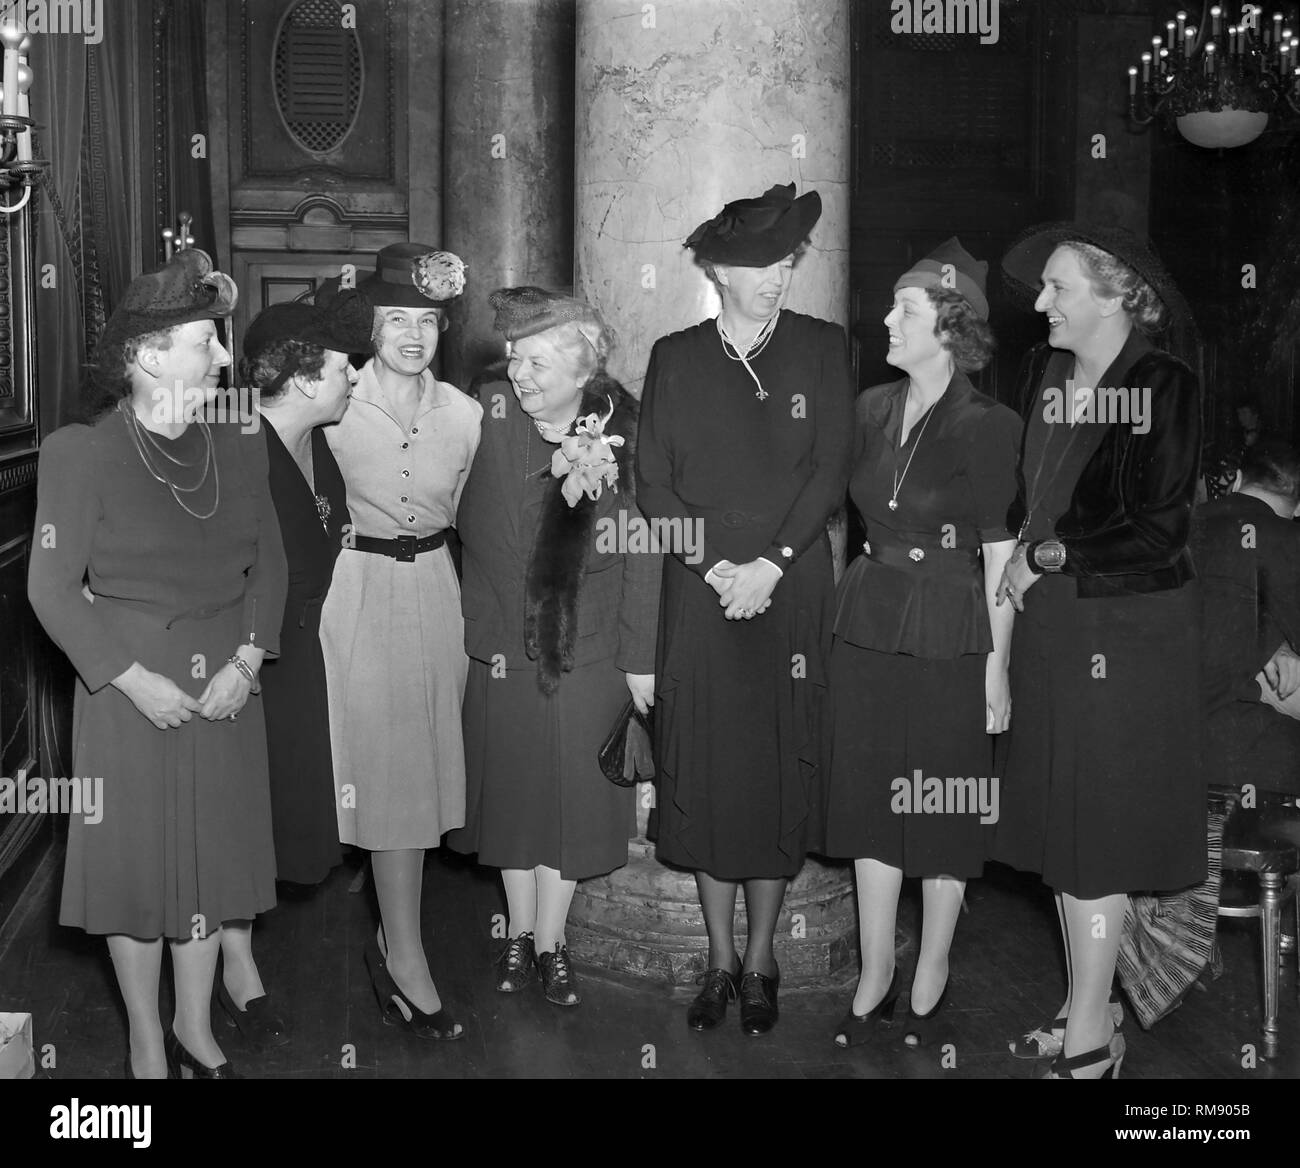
[{"x1": 319, "y1": 243, "x2": 482, "y2": 1038}]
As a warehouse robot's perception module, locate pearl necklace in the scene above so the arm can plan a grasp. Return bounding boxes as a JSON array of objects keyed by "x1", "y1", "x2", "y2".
[{"x1": 717, "y1": 311, "x2": 780, "y2": 400}]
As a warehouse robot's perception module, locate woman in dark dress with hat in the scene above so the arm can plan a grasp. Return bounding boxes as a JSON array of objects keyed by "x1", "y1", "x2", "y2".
[
  {"x1": 28, "y1": 250, "x2": 286, "y2": 1078},
  {"x1": 241, "y1": 296, "x2": 371, "y2": 892},
  {"x1": 823, "y1": 240, "x2": 1021, "y2": 1048},
  {"x1": 636, "y1": 184, "x2": 854, "y2": 1035},
  {"x1": 993, "y1": 224, "x2": 1203, "y2": 1079},
  {"x1": 448, "y1": 288, "x2": 660, "y2": 1006}
]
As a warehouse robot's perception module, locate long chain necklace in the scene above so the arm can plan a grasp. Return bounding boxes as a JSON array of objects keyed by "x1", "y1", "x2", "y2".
[
  {"x1": 717, "y1": 311, "x2": 780, "y2": 400},
  {"x1": 119, "y1": 399, "x2": 220, "y2": 520},
  {"x1": 888, "y1": 393, "x2": 939, "y2": 512}
]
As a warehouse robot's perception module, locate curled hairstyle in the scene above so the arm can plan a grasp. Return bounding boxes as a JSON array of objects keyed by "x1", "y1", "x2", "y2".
[
  {"x1": 927, "y1": 287, "x2": 995, "y2": 373},
  {"x1": 541, "y1": 317, "x2": 615, "y2": 384},
  {"x1": 82, "y1": 326, "x2": 179, "y2": 422},
  {"x1": 238, "y1": 338, "x2": 328, "y2": 402},
  {"x1": 1240, "y1": 439, "x2": 1300, "y2": 503},
  {"x1": 1062, "y1": 242, "x2": 1166, "y2": 335}
]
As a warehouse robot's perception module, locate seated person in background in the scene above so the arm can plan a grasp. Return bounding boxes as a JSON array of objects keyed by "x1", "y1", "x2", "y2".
[
  {"x1": 1117, "y1": 439, "x2": 1300, "y2": 1028},
  {"x1": 1196, "y1": 438, "x2": 1300, "y2": 780}
]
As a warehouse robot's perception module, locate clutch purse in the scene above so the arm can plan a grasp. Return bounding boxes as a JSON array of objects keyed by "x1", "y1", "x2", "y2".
[{"x1": 598, "y1": 698, "x2": 655, "y2": 787}]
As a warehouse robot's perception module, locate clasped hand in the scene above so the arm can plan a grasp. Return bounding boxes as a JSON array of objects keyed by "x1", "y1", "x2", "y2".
[
  {"x1": 709, "y1": 558, "x2": 781, "y2": 620},
  {"x1": 1263, "y1": 642, "x2": 1300, "y2": 702},
  {"x1": 114, "y1": 661, "x2": 252, "y2": 729}
]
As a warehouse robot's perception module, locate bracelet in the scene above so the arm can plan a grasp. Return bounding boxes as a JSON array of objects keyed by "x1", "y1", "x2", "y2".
[{"x1": 227, "y1": 654, "x2": 260, "y2": 693}]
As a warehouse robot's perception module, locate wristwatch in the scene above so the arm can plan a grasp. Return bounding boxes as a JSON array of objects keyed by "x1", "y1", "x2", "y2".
[
  {"x1": 765, "y1": 543, "x2": 795, "y2": 569},
  {"x1": 1027, "y1": 539, "x2": 1067, "y2": 573}
]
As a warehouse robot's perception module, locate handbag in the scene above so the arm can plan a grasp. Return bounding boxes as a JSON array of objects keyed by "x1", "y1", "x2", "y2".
[{"x1": 598, "y1": 697, "x2": 655, "y2": 787}]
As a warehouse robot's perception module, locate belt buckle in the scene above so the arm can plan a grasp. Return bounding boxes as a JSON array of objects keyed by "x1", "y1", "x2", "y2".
[{"x1": 395, "y1": 534, "x2": 417, "y2": 562}]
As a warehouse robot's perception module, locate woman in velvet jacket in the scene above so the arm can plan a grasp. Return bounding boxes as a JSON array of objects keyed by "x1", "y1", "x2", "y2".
[
  {"x1": 992, "y1": 224, "x2": 1203, "y2": 1079},
  {"x1": 448, "y1": 287, "x2": 661, "y2": 1008}
]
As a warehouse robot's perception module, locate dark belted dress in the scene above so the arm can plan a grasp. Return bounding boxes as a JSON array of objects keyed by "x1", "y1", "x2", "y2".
[
  {"x1": 823, "y1": 371, "x2": 1022, "y2": 876},
  {"x1": 636, "y1": 311, "x2": 855, "y2": 879},
  {"x1": 259, "y1": 419, "x2": 352, "y2": 885}
]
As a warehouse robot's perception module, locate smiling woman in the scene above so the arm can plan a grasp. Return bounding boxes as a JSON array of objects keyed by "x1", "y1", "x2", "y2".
[{"x1": 318, "y1": 243, "x2": 481, "y2": 1041}]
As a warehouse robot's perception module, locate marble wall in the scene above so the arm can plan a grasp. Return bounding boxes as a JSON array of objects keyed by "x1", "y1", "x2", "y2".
[
  {"x1": 442, "y1": 0, "x2": 576, "y2": 387},
  {"x1": 574, "y1": 0, "x2": 850, "y2": 392}
]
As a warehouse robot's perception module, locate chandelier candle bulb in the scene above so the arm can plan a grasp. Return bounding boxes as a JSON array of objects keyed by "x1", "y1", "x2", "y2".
[
  {"x1": 1142, "y1": 51, "x2": 1152, "y2": 82},
  {"x1": 1176, "y1": 10, "x2": 1187, "y2": 49},
  {"x1": 1275, "y1": 12, "x2": 1284, "y2": 47},
  {"x1": 1211, "y1": 6, "x2": 1221, "y2": 37},
  {"x1": 1129, "y1": 65, "x2": 1138, "y2": 96},
  {"x1": 1204, "y1": 43, "x2": 1216, "y2": 74}
]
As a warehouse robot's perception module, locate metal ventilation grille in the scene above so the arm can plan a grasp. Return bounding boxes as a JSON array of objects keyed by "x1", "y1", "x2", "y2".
[{"x1": 273, "y1": 0, "x2": 362, "y2": 156}]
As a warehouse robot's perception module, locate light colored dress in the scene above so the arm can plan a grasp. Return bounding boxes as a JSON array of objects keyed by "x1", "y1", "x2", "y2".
[{"x1": 321, "y1": 360, "x2": 483, "y2": 849}]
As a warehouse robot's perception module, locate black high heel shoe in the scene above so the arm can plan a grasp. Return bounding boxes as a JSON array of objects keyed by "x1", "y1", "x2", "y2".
[
  {"x1": 496, "y1": 932, "x2": 537, "y2": 993},
  {"x1": 364, "y1": 940, "x2": 464, "y2": 1040},
  {"x1": 833, "y1": 967, "x2": 900, "y2": 1048},
  {"x1": 215, "y1": 980, "x2": 290, "y2": 1049},
  {"x1": 163, "y1": 1029, "x2": 241, "y2": 1079},
  {"x1": 1009, "y1": 992, "x2": 1125, "y2": 1059},
  {"x1": 537, "y1": 945, "x2": 581, "y2": 1007},
  {"x1": 903, "y1": 979, "x2": 949, "y2": 1047},
  {"x1": 738, "y1": 968, "x2": 780, "y2": 1036}
]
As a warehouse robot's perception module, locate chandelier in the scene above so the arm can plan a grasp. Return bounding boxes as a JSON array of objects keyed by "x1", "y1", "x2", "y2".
[
  {"x1": 0, "y1": 18, "x2": 46, "y2": 212},
  {"x1": 1128, "y1": 3, "x2": 1300, "y2": 148}
]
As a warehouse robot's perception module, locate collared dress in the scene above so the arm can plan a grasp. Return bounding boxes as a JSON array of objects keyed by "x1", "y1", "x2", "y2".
[
  {"x1": 260, "y1": 420, "x2": 351, "y2": 884},
  {"x1": 321, "y1": 360, "x2": 482, "y2": 850},
  {"x1": 447, "y1": 385, "x2": 661, "y2": 879},
  {"x1": 636, "y1": 311, "x2": 855, "y2": 880},
  {"x1": 823, "y1": 371, "x2": 1021, "y2": 877},
  {"x1": 28, "y1": 410, "x2": 287, "y2": 938}
]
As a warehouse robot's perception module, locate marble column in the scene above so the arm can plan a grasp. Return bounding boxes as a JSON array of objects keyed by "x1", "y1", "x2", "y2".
[
  {"x1": 567, "y1": 0, "x2": 861, "y2": 989},
  {"x1": 442, "y1": 0, "x2": 576, "y2": 388},
  {"x1": 574, "y1": 0, "x2": 851, "y2": 392}
]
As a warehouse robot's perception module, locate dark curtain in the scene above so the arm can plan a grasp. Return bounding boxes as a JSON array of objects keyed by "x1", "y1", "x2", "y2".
[{"x1": 31, "y1": 0, "x2": 215, "y2": 433}]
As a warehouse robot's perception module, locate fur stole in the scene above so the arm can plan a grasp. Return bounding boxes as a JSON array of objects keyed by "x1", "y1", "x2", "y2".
[{"x1": 524, "y1": 371, "x2": 637, "y2": 694}]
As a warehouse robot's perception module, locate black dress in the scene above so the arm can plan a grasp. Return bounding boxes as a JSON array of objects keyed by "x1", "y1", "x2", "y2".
[
  {"x1": 260, "y1": 420, "x2": 351, "y2": 885},
  {"x1": 635, "y1": 312, "x2": 854, "y2": 879},
  {"x1": 448, "y1": 384, "x2": 660, "y2": 880},
  {"x1": 823, "y1": 372, "x2": 1021, "y2": 877},
  {"x1": 993, "y1": 332, "x2": 1205, "y2": 898}
]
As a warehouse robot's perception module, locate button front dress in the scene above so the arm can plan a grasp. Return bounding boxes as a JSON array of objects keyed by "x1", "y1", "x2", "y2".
[
  {"x1": 822, "y1": 373, "x2": 1022, "y2": 877},
  {"x1": 321, "y1": 361, "x2": 482, "y2": 850}
]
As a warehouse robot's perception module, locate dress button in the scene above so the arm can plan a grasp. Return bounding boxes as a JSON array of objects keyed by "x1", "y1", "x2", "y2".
[
  {"x1": 407, "y1": 515, "x2": 416, "y2": 524},
  {"x1": 401, "y1": 469, "x2": 410, "y2": 477},
  {"x1": 400, "y1": 496, "x2": 408, "y2": 503},
  {"x1": 721, "y1": 511, "x2": 748, "y2": 529},
  {"x1": 908, "y1": 547, "x2": 925, "y2": 562},
  {"x1": 411, "y1": 427, "x2": 419, "y2": 435}
]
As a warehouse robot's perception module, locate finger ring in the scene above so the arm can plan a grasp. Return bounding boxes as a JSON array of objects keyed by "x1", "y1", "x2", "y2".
[{"x1": 228, "y1": 713, "x2": 238, "y2": 722}]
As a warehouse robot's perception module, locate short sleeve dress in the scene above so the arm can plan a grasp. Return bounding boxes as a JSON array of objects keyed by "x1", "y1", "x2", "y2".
[
  {"x1": 28, "y1": 408, "x2": 287, "y2": 938},
  {"x1": 321, "y1": 360, "x2": 482, "y2": 850},
  {"x1": 635, "y1": 311, "x2": 855, "y2": 880},
  {"x1": 823, "y1": 372, "x2": 1022, "y2": 876}
]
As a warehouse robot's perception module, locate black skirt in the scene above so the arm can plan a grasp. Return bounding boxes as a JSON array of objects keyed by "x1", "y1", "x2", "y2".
[
  {"x1": 823, "y1": 642, "x2": 993, "y2": 878},
  {"x1": 650, "y1": 539, "x2": 834, "y2": 880},
  {"x1": 993, "y1": 574, "x2": 1206, "y2": 898}
]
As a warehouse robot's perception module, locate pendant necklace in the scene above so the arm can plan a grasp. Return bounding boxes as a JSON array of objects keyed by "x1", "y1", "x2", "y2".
[
  {"x1": 888, "y1": 395, "x2": 938, "y2": 512},
  {"x1": 717, "y1": 311, "x2": 780, "y2": 400}
]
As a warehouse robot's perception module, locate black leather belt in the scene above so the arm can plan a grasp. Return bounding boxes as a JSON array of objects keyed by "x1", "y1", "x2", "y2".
[{"x1": 353, "y1": 532, "x2": 447, "y2": 562}]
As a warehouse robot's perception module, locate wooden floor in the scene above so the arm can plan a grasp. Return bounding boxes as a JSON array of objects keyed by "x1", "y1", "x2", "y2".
[{"x1": 1, "y1": 842, "x2": 1297, "y2": 1080}]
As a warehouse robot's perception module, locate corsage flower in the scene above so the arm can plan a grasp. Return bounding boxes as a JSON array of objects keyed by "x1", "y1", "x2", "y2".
[
  {"x1": 550, "y1": 397, "x2": 624, "y2": 507},
  {"x1": 413, "y1": 251, "x2": 467, "y2": 301}
]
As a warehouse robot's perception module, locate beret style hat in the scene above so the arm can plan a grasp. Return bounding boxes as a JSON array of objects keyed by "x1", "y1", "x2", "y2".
[
  {"x1": 99, "y1": 249, "x2": 237, "y2": 348},
  {"x1": 1001, "y1": 221, "x2": 1194, "y2": 334},
  {"x1": 684, "y1": 182, "x2": 822, "y2": 268},
  {"x1": 242, "y1": 292, "x2": 376, "y2": 393},
  {"x1": 487, "y1": 286, "x2": 608, "y2": 355},
  {"x1": 894, "y1": 236, "x2": 990, "y2": 321}
]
